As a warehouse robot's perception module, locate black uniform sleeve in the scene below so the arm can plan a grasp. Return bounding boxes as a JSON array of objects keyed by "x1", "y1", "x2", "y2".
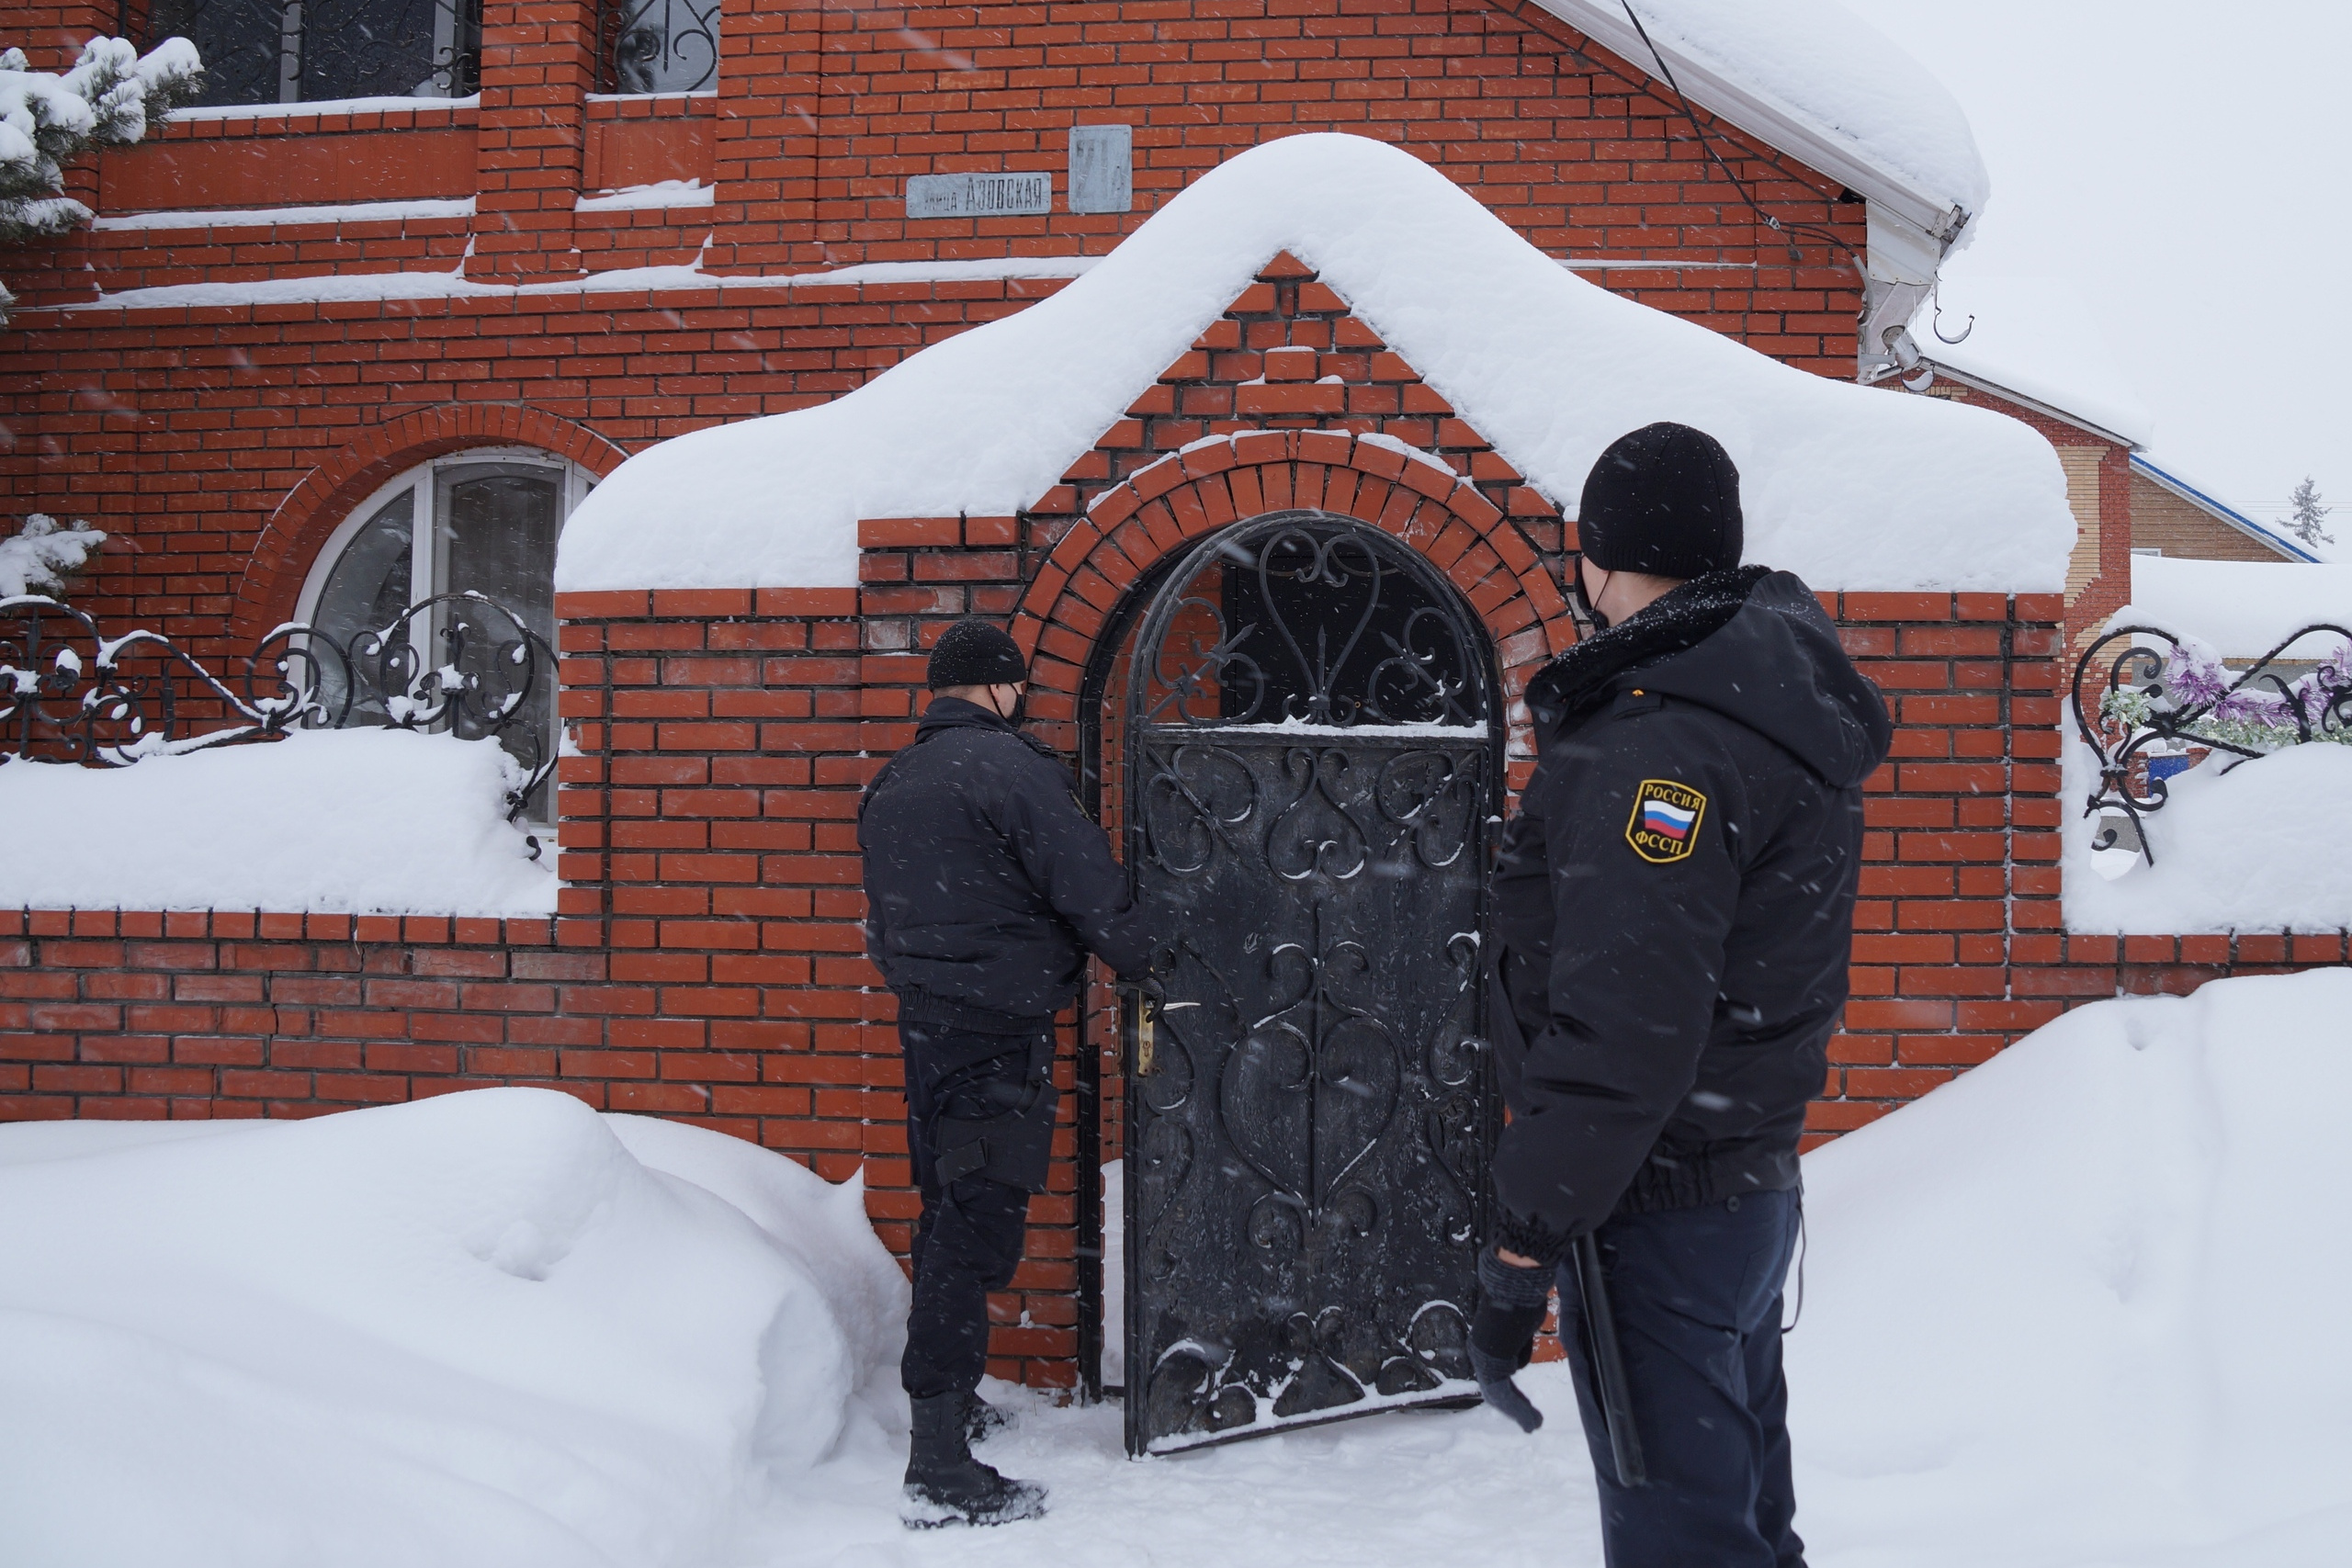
[
  {"x1": 1491, "y1": 711, "x2": 1745, "y2": 1238},
  {"x1": 993, "y1": 753, "x2": 1155, "y2": 980}
]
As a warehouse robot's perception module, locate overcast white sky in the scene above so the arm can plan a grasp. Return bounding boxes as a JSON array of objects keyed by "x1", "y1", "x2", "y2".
[{"x1": 1839, "y1": 0, "x2": 2349, "y2": 550}]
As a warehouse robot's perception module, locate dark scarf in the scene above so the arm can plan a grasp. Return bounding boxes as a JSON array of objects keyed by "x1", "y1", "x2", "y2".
[{"x1": 1525, "y1": 564, "x2": 1771, "y2": 737}]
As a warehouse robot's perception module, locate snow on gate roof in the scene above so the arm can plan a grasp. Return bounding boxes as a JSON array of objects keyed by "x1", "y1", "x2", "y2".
[{"x1": 555, "y1": 135, "x2": 2071, "y2": 597}]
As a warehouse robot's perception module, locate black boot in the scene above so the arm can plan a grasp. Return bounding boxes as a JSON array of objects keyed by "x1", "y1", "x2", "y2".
[
  {"x1": 963, "y1": 1390, "x2": 1012, "y2": 1443},
  {"x1": 903, "y1": 1392, "x2": 1046, "y2": 1527}
]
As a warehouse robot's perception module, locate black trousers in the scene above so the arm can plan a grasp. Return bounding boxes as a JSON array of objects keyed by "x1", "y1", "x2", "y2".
[
  {"x1": 899, "y1": 1021, "x2": 1045, "y2": 1401},
  {"x1": 1556, "y1": 1189, "x2": 1805, "y2": 1568}
]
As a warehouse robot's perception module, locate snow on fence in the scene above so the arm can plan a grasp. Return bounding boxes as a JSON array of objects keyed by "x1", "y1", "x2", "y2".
[
  {"x1": 2066, "y1": 616, "x2": 2352, "y2": 934},
  {"x1": 0, "y1": 592, "x2": 559, "y2": 916}
]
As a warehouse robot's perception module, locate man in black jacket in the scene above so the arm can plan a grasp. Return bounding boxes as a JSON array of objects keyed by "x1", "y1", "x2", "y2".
[
  {"x1": 1471, "y1": 423, "x2": 1892, "y2": 1568},
  {"x1": 859, "y1": 617, "x2": 1153, "y2": 1527}
]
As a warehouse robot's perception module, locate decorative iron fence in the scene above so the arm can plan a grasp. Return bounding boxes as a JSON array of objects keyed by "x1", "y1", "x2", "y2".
[
  {"x1": 2071, "y1": 621, "x2": 2352, "y2": 864},
  {"x1": 599, "y1": 0, "x2": 718, "y2": 94},
  {"x1": 0, "y1": 592, "x2": 556, "y2": 829},
  {"x1": 129, "y1": 0, "x2": 479, "y2": 107}
]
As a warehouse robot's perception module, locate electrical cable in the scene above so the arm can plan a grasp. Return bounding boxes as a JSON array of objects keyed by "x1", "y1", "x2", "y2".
[{"x1": 1616, "y1": 1, "x2": 1861, "y2": 267}]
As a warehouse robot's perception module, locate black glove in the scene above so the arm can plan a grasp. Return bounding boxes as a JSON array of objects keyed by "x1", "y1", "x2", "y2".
[
  {"x1": 1492, "y1": 1208, "x2": 1572, "y2": 1269},
  {"x1": 1115, "y1": 974, "x2": 1167, "y2": 1010},
  {"x1": 1469, "y1": 1247, "x2": 1554, "y2": 1434}
]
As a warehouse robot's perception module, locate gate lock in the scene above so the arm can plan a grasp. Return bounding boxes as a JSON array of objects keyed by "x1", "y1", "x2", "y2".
[{"x1": 1136, "y1": 998, "x2": 1196, "y2": 1077}]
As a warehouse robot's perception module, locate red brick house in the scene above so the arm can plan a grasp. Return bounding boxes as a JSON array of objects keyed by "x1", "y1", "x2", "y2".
[{"x1": 4, "y1": 0, "x2": 2345, "y2": 1402}]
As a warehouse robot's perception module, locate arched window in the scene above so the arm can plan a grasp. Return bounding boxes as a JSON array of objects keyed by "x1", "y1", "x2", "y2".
[{"x1": 298, "y1": 449, "x2": 594, "y2": 821}]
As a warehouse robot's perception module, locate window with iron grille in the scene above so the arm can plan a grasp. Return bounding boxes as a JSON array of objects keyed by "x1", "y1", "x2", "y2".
[
  {"x1": 598, "y1": 0, "x2": 718, "y2": 94},
  {"x1": 299, "y1": 450, "x2": 593, "y2": 823},
  {"x1": 127, "y1": 0, "x2": 479, "y2": 107}
]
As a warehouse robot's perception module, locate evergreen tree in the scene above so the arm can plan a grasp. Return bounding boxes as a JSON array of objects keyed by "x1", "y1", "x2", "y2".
[
  {"x1": 2286, "y1": 477, "x2": 2335, "y2": 549},
  {"x1": 2, "y1": 37, "x2": 201, "y2": 320}
]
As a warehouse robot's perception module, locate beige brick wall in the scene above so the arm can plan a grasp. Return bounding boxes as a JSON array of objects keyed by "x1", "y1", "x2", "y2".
[{"x1": 2130, "y1": 472, "x2": 2298, "y2": 561}]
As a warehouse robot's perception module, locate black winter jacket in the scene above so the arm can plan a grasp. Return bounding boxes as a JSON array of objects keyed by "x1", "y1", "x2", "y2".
[
  {"x1": 1488, "y1": 567, "x2": 1893, "y2": 1244},
  {"x1": 859, "y1": 696, "x2": 1152, "y2": 1032}
]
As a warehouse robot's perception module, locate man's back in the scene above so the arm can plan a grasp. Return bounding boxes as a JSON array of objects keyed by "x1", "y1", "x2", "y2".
[
  {"x1": 1490, "y1": 569, "x2": 1891, "y2": 1232},
  {"x1": 860, "y1": 694, "x2": 1147, "y2": 1029}
]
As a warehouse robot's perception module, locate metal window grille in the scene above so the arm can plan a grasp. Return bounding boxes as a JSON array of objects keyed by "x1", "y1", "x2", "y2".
[
  {"x1": 597, "y1": 0, "x2": 719, "y2": 94},
  {"x1": 127, "y1": 0, "x2": 480, "y2": 107}
]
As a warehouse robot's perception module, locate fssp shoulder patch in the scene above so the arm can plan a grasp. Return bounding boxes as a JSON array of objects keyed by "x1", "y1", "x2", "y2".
[{"x1": 1624, "y1": 778, "x2": 1708, "y2": 864}]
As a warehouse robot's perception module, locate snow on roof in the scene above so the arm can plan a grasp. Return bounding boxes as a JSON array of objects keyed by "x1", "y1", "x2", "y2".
[
  {"x1": 1537, "y1": 0, "x2": 1989, "y2": 231},
  {"x1": 1917, "y1": 272, "x2": 2155, "y2": 447},
  {"x1": 2117, "y1": 554, "x2": 2352, "y2": 657},
  {"x1": 556, "y1": 134, "x2": 2073, "y2": 597}
]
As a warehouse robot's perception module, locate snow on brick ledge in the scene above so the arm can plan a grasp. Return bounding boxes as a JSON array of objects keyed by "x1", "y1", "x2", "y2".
[
  {"x1": 2063, "y1": 736, "x2": 2352, "y2": 937},
  {"x1": 2064, "y1": 567, "x2": 2352, "y2": 935},
  {"x1": 555, "y1": 134, "x2": 2073, "y2": 598},
  {"x1": 0, "y1": 729, "x2": 557, "y2": 917}
]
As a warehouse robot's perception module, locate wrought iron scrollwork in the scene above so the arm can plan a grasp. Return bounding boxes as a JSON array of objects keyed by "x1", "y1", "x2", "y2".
[
  {"x1": 138, "y1": 0, "x2": 480, "y2": 107},
  {"x1": 601, "y1": 0, "x2": 719, "y2": 93},
  {"x1": 1134, "y1": 513, "x2": 1484, "y2": 732},
  {"x1": 2071, "y1": 621, "x2": 2352, "y2": 864},
  {"x1": 1121, "y1": 510, "x2": 1502, "y2": 1455},
  {"x1": 1139, "y1": 743, "x2": 1257, "y2": 874},
  {"x1": 1, "y1": 592, "x2": 557, "y2": 827}
]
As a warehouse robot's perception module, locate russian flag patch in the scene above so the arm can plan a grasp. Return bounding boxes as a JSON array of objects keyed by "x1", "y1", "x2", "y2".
[{"x1": 1625, "y1": 778, "x2": 1709, "y2": 864}]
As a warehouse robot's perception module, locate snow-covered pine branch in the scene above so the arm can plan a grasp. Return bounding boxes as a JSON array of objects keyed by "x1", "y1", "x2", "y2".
[
  {"x1": 0, "y1": 512, "x2": 107, "y2": 597},
  {"x1": 0, "y1": 35, "x2": 201, "y2": 314}
]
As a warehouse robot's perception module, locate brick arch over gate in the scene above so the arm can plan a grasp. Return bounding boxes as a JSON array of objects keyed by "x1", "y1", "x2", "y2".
[
  {"x1": 995, "y1": 253, "x2": 1593, "y2": 762},
  {"x1": 1010, "y1": 429, "x2": 1577, "y2": 755},
  {"x1": 230, "y1": 404, "x2": 630, "y2": 644}
]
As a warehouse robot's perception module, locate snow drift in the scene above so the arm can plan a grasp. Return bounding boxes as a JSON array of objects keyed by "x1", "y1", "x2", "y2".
[
  {"x1": 557, "y1": 134, "x2": 2072, "y2": 597},
  {"x1": 1789, "y1": 968, "x2": 2352, "y2": 1567},
  {"x1": 0, "y1": 1090, "x2": 908, "y2": 1568},
  {"x1": 2063, "y1": 733, "x2": 2352, "y2": 935},
  {"x1": 0, "y1": 728, "x2": 556, "y2": 916},
  {"x1": 6, "y1": 976, "x2": 2352, "y2": 1564}
]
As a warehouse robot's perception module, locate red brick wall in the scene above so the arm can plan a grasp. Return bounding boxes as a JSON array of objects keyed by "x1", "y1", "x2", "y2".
[
  {"x1": 0, "y1": 278, "x2": 1065, "y2": 664},
  {"x1": 6, "y1": 0, "x2": 1865, "y2": 367},
  {"x1": 8, "y1": 246, "x2": 2348, "y2": 1391},
  {"x1": 0, "y1": 911, "x2": 577, "y2": 1118},
  {"x1": 12, "y1": 595, "x2": 2347, "y2": 1388},
  {"x1": 3, "y1": 0, "x2": 1871, "y2": 692}
]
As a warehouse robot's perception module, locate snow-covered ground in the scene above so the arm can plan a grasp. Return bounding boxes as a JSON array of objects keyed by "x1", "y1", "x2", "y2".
[
  {"x1": 0, "y1": 728, "x2": 556, "y2": 916},
  {"x1": 3, "y1": 970, "x2": 2346, "y2": 1567}
]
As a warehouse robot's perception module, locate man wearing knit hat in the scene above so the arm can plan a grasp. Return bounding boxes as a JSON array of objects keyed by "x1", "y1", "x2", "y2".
[
  {"x1": 859, "y1": 616, "x2": 1153, "y2": 1527},
  {"x1": 1469, "y1": 423, "x2": 1892, "y2": 1567}
]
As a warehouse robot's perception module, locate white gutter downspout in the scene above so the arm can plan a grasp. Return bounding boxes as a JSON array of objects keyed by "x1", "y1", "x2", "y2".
[
  {"x1": 1858, "y1": 201, "x2": 1969, "y2": 385},
  {"x1": 1529, "y1": 1, "x2": 1977, "y2": 383}
]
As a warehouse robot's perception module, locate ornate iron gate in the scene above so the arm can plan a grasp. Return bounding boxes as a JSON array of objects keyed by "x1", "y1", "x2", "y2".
[{"x1": 1120, "y1": 512, "x2": 1501, "y2": 1455}]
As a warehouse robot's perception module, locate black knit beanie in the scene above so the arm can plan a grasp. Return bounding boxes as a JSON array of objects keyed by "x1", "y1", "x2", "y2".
[
  {"x1": 1577, "y1": 422, "x2": 1745, "y2": 579},
  {"x1": 926, "y1": 617, "x2": 1027, "y2": 690}
]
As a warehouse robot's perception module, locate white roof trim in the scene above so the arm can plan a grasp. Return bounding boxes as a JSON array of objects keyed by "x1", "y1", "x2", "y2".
[{"x1": 1534, "y1": 1, "x2": 1973, "y2": 242}]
